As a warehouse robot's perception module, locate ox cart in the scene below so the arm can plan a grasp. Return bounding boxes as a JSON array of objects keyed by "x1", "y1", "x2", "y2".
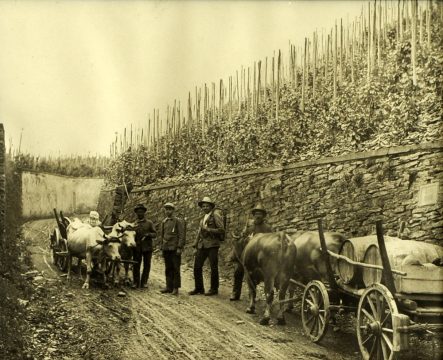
[
  {"x1": 49, "y1": 209, "x2": 136, "y2": 287},
  {"x1": 292, "y1": 219, "x2": 443, "y2": 360}
]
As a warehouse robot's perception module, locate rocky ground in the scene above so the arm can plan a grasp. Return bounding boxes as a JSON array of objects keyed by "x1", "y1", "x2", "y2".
[{"x1": 19, "y1": 218, "x2": 441, "y2": 360}]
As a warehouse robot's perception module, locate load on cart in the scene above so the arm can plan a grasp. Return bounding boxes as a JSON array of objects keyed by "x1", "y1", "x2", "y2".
[{"x1": 295, "y1": 219, "x2": 443, "y2": 360}]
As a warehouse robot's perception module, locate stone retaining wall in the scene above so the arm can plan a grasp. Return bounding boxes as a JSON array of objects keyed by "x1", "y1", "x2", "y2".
[{"x1": 116, "y1": 143, "x2": 442, "y2": 254}]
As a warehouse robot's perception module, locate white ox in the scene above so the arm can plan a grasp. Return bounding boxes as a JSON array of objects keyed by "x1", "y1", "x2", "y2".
[
  {"x1": 106, "y1": 221, "x2": 137, "y2": 286},
  {"x1": 66, "y1": 218, "x2": 123, "y2": 289}
]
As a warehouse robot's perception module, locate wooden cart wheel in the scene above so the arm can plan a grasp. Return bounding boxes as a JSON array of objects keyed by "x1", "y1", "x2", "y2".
[
  {"x1": 357, "y1": 284, "x2": 398, "y2": 360},
  {"x1": 50, "y1": 229, "x2": 60, "y2": 266},
  {"x1": 302, "y1": 280, "x2": 330, "y2": 343},
  {"x1": 57, "y1": 238, "x2": 68, "y2": 272}
]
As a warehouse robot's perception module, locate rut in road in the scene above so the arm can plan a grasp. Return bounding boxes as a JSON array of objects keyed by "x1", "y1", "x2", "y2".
[
  {"x1": 23, "y1": 219, "x2": 356, "y2": 360},
  {"x1": 121, "y1": 266, "x2": 340, "y2": 360}
]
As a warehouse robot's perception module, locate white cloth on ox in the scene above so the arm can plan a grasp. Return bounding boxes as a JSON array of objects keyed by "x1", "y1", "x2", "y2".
[
  {"x1": 67, "y1": 225, "x2": 106, "y2": 259},
  {"x1": 68, "y1": 218, "x2": 92, "y2": 232}
]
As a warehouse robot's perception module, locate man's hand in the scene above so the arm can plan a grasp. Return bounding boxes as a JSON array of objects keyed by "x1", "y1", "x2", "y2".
[{"x1": 176, "y1": 248, "x2": 182, "y2": 255}]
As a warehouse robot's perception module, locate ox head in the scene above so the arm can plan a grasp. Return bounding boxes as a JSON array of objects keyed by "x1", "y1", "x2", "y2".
[
  {"x1": 94, "y1": 227, "x2": 122, "y2": 261},
  {"x1": 230, "y1": 232, "x2": 252, "y2": 260},
  {"x1": 107, "y1": 221, "x2": 137, "y2": 248}
]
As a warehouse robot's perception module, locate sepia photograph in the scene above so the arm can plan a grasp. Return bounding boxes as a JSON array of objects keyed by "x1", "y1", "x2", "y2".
[{"x1": 0, "y1": 1, "x2": 442, "y2": 359}]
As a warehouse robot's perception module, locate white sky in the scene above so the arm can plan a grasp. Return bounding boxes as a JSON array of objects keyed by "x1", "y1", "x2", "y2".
[{"x1": 0, "y1": 0, "x2": 366, "y2": 156}]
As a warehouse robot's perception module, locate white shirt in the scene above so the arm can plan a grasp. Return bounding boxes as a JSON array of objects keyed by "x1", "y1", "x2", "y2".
[{"x1": 203, "y1": 213, "x2": 210, "y2": 225}]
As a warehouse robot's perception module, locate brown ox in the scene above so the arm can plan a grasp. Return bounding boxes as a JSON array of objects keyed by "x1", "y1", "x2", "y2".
[
  {"x1": 66, "y1": 219, "x2": 121, "y2": 289},
  {"x1": 232, "y1": 230, "x2": 346, "y2": 323},
  {"x1": 284, "y1": 231, "x2": 346, "y2": 312},
  {"x1": 241, "y1": 232, "x2": 297, "y2": 325},
  {"x1": 290, "y1": 231, "x2": 346, "y2": 283}
]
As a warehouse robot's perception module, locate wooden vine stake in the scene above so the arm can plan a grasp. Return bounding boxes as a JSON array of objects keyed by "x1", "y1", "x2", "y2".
[
  {"x1": 373, "y1": 0, "x2": 377, "y2": 72},
  {"x1": 367, "y1": 2, "x2": 371, "y2": 84},
  {"x1": 301, "y1": 38, "x2": 307, "y2": 111},
  {"x1": 325, "y1": 33, "x2": 329, "y2": 80},
  {"x1": 257, "y1": 60, "x2": 261, "y2": 110},
  {"x1": 378, "y1": 0, "x2": 381, "y2": 68},
  {"x1": 426, "y1": 0, "x2": 431, "y2": 49},
  {"x1": 276, "y1": 50, "x2": 281, "y2": 121},
  {"x1": 411, "y1": 0, "x2": 417, "y2": 86},
  {"x1": 419, "y1": 4, "x2": 423, "y2": 45},
  {"x1": 313, "y1": 32, "x2": 317, "y2": 99},
  {"x1": 333, "y1": 22, "x2": 337, "y2": 101},
  {"x1": 397, "y1": 0, "x2": 400, "y2": 44},
  {"x1": 339, "y1": 18, "x2": 343, "y2": 83},
  {"x1": 351, "y1": 21, "x2": 355, "y2": 84},
  {"x1": 400, "y1": 0, "x2": 404, "y2": 41}
]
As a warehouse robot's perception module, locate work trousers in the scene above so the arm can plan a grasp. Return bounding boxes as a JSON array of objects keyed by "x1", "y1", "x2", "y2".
[
  {"x1": 193, "y1": 247, "x2": 219, "y2": 292},
  {"x1": 133, "y1": 249, "x2": 152, "y2": 288},
  {"x1": 232, "y1": 261, "x2": 244, "y2": 297},
  {"x1": 163, "y1": 250, "x2": 182, "y2": 290}
]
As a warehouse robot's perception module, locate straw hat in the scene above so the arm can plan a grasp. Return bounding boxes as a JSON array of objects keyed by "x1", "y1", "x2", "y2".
[
  {"x1": 164, "y1": 202, "x2": 175, "y2": 209},
  {"x1": 198, "y1": 196, "x2": 215, "y2": 208},
  {"x1": 251, "y1": 204, "x2": 267, "y2": 216}
]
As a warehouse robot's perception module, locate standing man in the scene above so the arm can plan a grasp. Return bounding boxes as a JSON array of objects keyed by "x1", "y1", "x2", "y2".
[
  {"x1": 230, "y1": 204, "x2": 272, "y2": 301},
  {"x1": 159, "y1": 202, "x2": 185, "y2": 295},
  {"x1": 189, "y1": 197, "x2": 225, "y2": 296},
  {"x1": 132, "y1": 204, "x2": 156, "y2": 289}
]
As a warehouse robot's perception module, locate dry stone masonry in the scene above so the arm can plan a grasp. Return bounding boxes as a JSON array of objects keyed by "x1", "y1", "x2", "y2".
[{"x1": 98, "y1": 142, "x2": 443, "y2": 260}]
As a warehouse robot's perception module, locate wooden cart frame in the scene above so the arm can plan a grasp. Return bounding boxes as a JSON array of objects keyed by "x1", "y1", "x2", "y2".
[{"x1": 291, "y1": 219, "x2": 443, "y2": 360}]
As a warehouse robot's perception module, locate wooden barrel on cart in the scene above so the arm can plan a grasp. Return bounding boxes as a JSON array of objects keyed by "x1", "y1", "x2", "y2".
[
  {"x1": 338, "y1": 236, "x2": 400, "y2": 286},
  {"x1": 362, "y1": 240, "x2": 443, "y2": 290},
  {"x1": 362, "y1": 244, "x2": 383, "y2": 287}
]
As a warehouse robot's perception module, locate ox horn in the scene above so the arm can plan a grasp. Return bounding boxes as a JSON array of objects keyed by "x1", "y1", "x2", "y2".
[{"x1": 231, "y1": 232, "x2": 240, "y2": 240}]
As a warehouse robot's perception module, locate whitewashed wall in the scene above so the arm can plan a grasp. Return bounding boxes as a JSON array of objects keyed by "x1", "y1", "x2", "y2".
[{"x1": 21, "y1": 171, "x2": 104, "y2": 219}]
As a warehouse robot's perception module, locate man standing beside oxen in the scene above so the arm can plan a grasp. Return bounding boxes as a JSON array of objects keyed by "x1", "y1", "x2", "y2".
[
  {"x1": 132, "y1": 204, "x2": 157, "y2": 289},
  {"x1": 230, "y1": 204, "x2": 273, "y2": 301},
  {"x1": 159, "y1": 202, "x2": 185, "y2": 295},
  {"x1": 189, "y1": 197, "x2": 225, "y2": 296}
]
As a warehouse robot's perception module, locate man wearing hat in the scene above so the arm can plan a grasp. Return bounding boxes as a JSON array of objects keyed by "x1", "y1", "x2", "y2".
[
  {"x1": 189, "y1": 197, "x2": 225, "y2": 296},
  {"x1": 132, "y1": 204, "x2": 157, "y2": 289},
  {"x1": 159, "y1": 202, "x2": 185, "y2": 295},
  {"x1": 230, "y1": 204, "x2": 272, "y2": 301}
]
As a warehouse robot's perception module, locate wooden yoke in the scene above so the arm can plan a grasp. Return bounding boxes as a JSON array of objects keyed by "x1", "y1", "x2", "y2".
[
  {"x1": 375, "y1": 220, "x2": 397, "y2": 295},
  {"x1": 317, "y1": 219, "x2": 338, "y2": 290}
]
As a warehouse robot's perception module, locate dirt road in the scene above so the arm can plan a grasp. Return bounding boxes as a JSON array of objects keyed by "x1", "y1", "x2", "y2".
[{"x1": 22, "y1": 219, "x2": 439, "y2": 360}]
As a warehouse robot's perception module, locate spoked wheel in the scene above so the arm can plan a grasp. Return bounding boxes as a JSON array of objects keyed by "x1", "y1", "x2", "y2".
[
  {"x1": 357, "y1": 284, "x2": 398, "y2": 360},
  {"x1": 302, "y1": 280, "x2": 330, "y2": 343},
  {"x1": 50, "y1": 228, "x2": 60, "y2": 266},
  {"x1": 57, "y1": 238, "x2": 68, "y2": 272}
]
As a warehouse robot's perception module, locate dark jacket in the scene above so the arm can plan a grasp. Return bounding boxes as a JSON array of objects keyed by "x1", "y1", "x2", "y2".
[
  {"x1": 193, "y1": 209, "x2": 225, "y2": 249},
  {"x1": 135, "y1": 218, "x2": 157, "y2": 252},
  {"x1": 230, "y1": 221, "x2": 273, "y2": 262},
  {"x1": 160, "y1": 217, "x2": 185, "y2": 251},
  {"x1": 243, "y1": 222, "x2": 273, "y2": 237}
]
